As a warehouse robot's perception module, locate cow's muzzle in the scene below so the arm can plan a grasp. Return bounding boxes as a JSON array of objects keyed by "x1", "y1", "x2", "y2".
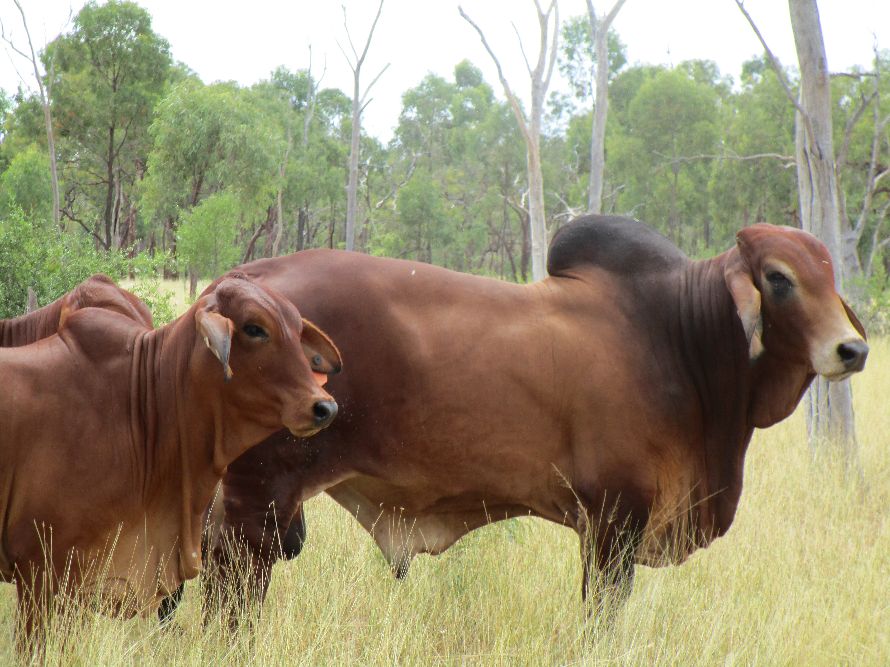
[{"x1": 312, "y1": 400, "x2": 338, "y2": 429}]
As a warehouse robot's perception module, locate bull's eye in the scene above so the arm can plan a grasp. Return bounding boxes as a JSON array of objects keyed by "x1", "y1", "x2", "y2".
[
  {"x1": 766, "y1": 270, "x2": 793, "y2": 297},
  {"x1": 243, "y1": 323, "x2": 269, "y2": 340}
]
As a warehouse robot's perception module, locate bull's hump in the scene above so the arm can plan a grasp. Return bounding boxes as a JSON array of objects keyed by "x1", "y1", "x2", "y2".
[{"x1": 547, "y1": 215, "x2": 687, "y2": 278}]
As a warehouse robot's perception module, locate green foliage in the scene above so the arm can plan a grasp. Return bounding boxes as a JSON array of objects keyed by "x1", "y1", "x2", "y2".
[
  {"x1": 0, "y1": 207, "x2": 123, "y2": 317},
  {"x1": 558, "y1": 14, "x2": 627, "y2": 102},
  {"x1": 0, "y1": 145, "x2": 53, "y2": 221},
  {"x1": 127, "y1": 250, "x2": 177, "y2": 324},
  {"x1": 0, "y1": 5, "x2": 888, "y2": 288},
  {"x1": 48, "y1": 0, "x2": 172, "y2": 249},
  {"x1": 608, "y1": 65, "x2": 721, "y2": 249},
  {"x1": 371, "y1": 62, "x2": 526, "y2": 277},
  {"x1": 176, "y1": 191, "x2": 243, "y2": 279},
  {"x1": 141, "y1": 80, "x2": 279, "y2": 239}
]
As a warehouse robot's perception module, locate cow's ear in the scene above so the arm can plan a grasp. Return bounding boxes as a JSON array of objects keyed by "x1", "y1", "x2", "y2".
[
  {"x1": 841, "y1": 297, "x2": 867, "y2": 340},
  {"x1": 724, "y1": 251, "x2": 763, "y2": 359},
  {"x1": 196, "y1": 308, "x2": 235, "y2": 381},
  {"x1": 301, "y1": 319, "x2": 342, "y2": 375}
]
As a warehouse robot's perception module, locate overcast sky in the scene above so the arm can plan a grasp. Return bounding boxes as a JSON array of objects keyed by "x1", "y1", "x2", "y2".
[{"x1": 1, "y1": 0, "x2": 888, "y2": 141}]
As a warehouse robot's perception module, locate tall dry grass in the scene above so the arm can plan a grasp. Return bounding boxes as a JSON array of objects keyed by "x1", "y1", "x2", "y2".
[{"x1": 1, "y1": 314, "x2": 886, "y2": 664}]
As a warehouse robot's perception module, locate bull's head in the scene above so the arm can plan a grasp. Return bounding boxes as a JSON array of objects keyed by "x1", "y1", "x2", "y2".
[{"x1": 724, "y1": 224, "x2": 867, "y2": 381}]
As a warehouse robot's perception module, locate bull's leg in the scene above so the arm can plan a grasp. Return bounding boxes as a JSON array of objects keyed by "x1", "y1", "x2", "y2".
[
  {"x1": 157, "y1": 582, "x2": 184, "y2": 625},
  {"x1": 14, "y1": 572, "x2": 53, "y2": 658},
  {"x1": 200, "y1": 434, "x2": 318, "y2": 630},
  {"x1": 280, "y1": 505, "x2": 307, "y2": 560},
  {"x1": 203, "y1": 534, "x2": 274, "y2": 632},
  {"x1": 577, "y1": 494, "x2": 646, "y2": 619},
  {"x1": 201, "y1": 490, "x2": 295, "y2": 631}
]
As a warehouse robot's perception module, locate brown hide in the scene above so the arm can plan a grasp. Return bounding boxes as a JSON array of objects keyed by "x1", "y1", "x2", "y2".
[
  {"x1": 0, "y1": 274, "x2": 153, "y2": 347},
  {"x1": 203, "y1": 215, "x2": 867, "y2": 616},
  {"x1": 0, "y1": 277, "x2": 337, "y2": 646}
]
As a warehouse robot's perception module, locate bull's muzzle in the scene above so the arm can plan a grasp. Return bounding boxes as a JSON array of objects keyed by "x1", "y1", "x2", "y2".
[
  {"x1": 836, "y1": 339, "x2": 868, "y2": 374},
  {"x1": 312, "y1": 400, "x2": 338, "y2": 428}
]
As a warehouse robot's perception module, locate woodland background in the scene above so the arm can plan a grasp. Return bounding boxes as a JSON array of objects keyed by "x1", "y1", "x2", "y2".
[{"x1": 1, "y1": 1, "x2": 889, "y2": 326}]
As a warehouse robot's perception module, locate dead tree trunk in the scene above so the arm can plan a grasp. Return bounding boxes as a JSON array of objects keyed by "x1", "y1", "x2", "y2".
[
  {"x1": 788, "y1": 0, "x2": 859, "y2": 466},
  {"x1": 586, "y1": 0, "x2": 627, "y2": 214},
  {"x1": 461, "y1": 1, "x2": 559, "y2": 282},
  {"x1": 736, "y1": 0, "x2": 860, "y2": 468},
  {"x1": 2, "y1": 1, "x2": 61, "y2": 229},
  {"x1": 341, "y1": 0, "x2": 389, "y2": 252},
  {"x1": 296, "y1": 48, "x2": 324, "y2": 253},
  {"x1": 272, "y1": 125, "x2": 293, "y2": 256}
]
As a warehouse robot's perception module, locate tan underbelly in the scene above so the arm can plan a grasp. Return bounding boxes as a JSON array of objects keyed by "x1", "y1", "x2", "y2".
[
  {"x1": 636, "y1": 462, "x2": 713, "y2": 567},
  {"x1": 74, "y1": 528, "x2": 186, "y2": 616}
]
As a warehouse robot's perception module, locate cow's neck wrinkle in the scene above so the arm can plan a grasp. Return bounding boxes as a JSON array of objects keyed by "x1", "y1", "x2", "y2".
[
  {"x1": 128, "y1": 315, "x2": 222, "y2": 581},
  {"x1": 674, "y1": 251, "x2": 758, "y2": 535},
  {"x1": 0, "y1": 299, "x2": 60, "y2": 347}
]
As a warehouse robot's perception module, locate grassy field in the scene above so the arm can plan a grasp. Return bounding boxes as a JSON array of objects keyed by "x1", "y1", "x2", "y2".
[{"x1": 1, "y1": 291, "x2": 887, "y2": 664}]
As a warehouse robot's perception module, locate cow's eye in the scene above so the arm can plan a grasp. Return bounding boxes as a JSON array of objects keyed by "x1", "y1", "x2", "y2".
[
  {"x1": 766, "y1": 271, "x2": 792, "y2": 296},
  {"x1": 243, "y1": 323, "x2": 269, "y2": 339}
]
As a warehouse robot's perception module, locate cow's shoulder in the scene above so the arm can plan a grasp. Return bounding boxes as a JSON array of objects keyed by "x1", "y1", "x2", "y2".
[{"x1": 547, "y1": 215, "x2": 687, "y2": 278}]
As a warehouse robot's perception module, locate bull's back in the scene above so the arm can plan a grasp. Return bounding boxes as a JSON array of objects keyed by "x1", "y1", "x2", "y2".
[{"x1": 240, "y1": 252, "x2": 574, "y2": 484}]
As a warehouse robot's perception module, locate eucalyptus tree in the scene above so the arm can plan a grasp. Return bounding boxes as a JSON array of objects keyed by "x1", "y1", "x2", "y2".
[
  {"x1": 47, "y1": 0, "x2": 172, "y2": 250},
  {"x1": 558, "y1": 12, "x2": 627, "y2": 213},
  {"x1": 140, "y1": 79, "x2": 280, "y2": 263},
  {"x1": 708, "y1": 57, "x2": 797, "y2": 249},
  {"x1": 460, "y1": 1, "x2": 560, "y2": 281},
  {"x1": 379, "y1": 61, "x2": 526, "y2": 277},
  {"x1": 0, "y1": 0, "x2": 61, "y2": 228},
  {"x1": 339, "y1": 0, "x2": 388, "y2": 252},
  {"x1": 264, "y1": 67, "x2": 352, "y2": 252},
  {"x1": 609, "y1": 65, "x2": 720, "y2": 251}
]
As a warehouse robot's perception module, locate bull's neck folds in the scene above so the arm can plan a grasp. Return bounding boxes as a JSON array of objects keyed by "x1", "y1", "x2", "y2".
[{"x1": 675, "y1": 249, "x2": 811, "y2": 534}]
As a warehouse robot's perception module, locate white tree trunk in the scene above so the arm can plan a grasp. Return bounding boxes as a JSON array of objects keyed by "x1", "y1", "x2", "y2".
[
  {"x1": 346, "y1": 79, "x2": 361, "y2": 251},
  {"x1": 341, "y1": 0, "x2": 387, "y2": 252},
  {"x1": 789, "y1": 0, "x2": 859, "y2": 467},
  {"x1": 527, "y1": 128, "x2": 547, "y2": 280},
  {"x1": 460, "y1": 1, "x2": 559, "y2": 281},
  {"x1": 6, "y1": 0, "x2": 61, "y2": 229},
  {"x1": 586, "y1": 0, "x2": 626, "y2": 214}
]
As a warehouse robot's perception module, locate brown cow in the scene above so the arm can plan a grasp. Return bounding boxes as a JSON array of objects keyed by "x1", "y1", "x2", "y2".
[
  {"x1": 174, "y1": 215, "x2": 867, "y2": 622},
  {"x1": 0, "y1": 276, "x2": 340, "y2": 651},
  {"x1": 0, "y1": 274, "x2": 153, "y2": 346}
]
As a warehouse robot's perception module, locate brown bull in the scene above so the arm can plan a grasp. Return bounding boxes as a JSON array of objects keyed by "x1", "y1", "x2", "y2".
[
  {"x1": 0, "y1": 276, "x2": 340, "y2": 651},
  {"x1": 172, "y1": 215, "x2": 868, "y2": 622},
  {"x1": 0, "y1": 274, "x2": 153, "y2": 346}
]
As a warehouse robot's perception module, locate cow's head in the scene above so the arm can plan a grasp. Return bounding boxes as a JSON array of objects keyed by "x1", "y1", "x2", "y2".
[
  {"x1": 194, "y1": 277, "x2": 340, "y2": 440},
  {"x1": 724, "y1": 224, "x2": 867, "y2": 381}
]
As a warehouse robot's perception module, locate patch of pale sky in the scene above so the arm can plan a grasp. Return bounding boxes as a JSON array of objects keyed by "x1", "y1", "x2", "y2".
[{"x1": 0, "y1": 0, "x2": 887, "y2": 141}]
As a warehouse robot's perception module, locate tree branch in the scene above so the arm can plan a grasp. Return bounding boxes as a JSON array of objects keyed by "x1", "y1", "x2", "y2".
[
  {"x1": 733, "y1": 0, "x2": 816, "y2": 145},
  {"x1": 458, "y1": 6, "x2": 531, "y2": 142},
  {"x1": 511, "y1": 21, "x2": 533, "y2": 78},
  {"x1": 541, "y1": 0, "x2": 559, "y2": 96},
  {"x1": 359, "y1": 61, "x2": 390, "y2": 107}
]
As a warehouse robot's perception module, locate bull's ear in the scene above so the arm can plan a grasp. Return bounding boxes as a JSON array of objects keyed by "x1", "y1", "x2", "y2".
[
  {"x1": 196, "y1": 308, "x2": 235, "y2": 381},
  {"x1": 724, "y1": 252, "x2": 763, "y2": 359},
  {"x1": 841, "y1": 297, "x2": 867, "y2": 340},
  {"x1": 301, "y1": 319, "x2": 342, "y2": 375}
]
